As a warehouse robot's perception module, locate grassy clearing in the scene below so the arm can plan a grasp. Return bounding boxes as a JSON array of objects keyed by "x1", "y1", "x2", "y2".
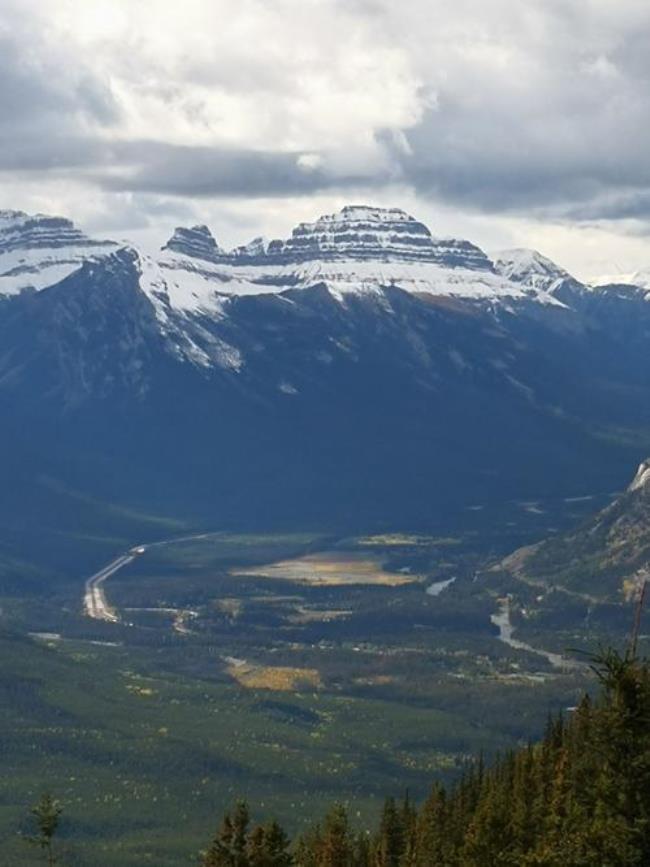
[
  {"x1": 226, "y1": 661, "x2": 322, "y2": 691},
  {"x1": 231, "y1": 551, "x2": 418, "y2": 586}
]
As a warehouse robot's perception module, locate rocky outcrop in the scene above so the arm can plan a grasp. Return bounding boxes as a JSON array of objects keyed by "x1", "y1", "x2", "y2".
[
  {"x1": 162, "y1": 224, "x2": 228, "y2": 263},
  {"x1": 0, "y1": 210, "x2": 117, "y2": 297},
  {"x1": 0, "y1": 211, "x2": 114, "y2": 255},
  {"x1": 258, "y1": 205, "x2": 493, "y2": 268},
  {"x1": 629, "y1": 459, "x2": 650, "y2": 493},
  {"x1": 161, "y1": 206, "x2": 494, "y2": 270}
]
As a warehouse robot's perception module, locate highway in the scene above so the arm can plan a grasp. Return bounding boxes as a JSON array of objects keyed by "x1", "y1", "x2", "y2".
[
  {"x1": 83, "y1": 552, "x2": 137, "y2": 621},
  {"x1": 83, "y1": 532, "x2": 213, "y2": 622}
]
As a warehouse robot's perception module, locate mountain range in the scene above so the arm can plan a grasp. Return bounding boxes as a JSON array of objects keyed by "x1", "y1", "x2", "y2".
[{"x1": 2, "y1": 204, "x2": 650, "y2": 582}]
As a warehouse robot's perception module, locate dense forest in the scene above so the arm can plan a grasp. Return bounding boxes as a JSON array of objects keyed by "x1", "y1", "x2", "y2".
[{"x1": 200, "y1": 649, "x2": 650, "y2": 866}]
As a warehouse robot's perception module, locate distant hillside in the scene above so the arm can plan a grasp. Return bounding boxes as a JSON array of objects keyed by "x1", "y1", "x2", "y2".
[{"x1": 504, "y1": 459, "x2": 650, "y2": 601}]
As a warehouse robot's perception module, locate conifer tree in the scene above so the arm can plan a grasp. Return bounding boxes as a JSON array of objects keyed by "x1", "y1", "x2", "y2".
[
  {"x1": 248, "y1": 820, "x2": 293, "y2": 866},
  {"x1": 294, "y1": 826, "x2": 322, "y2": 867},
  {"x1": 26, "y1": 793, "x2": 63, "y2": 867},
  {"x1": 203, "y1": 801, "x2": 251, "y2": 866},
  {"x1": 373, "y1": 797, "x2": 403, "y2": 867},
  {"x1": 413, "y1": 783, "x2": 447, "y2": 866},
  {"x1": 318, "y1": 804, "x2": 353, "y2": 867}
]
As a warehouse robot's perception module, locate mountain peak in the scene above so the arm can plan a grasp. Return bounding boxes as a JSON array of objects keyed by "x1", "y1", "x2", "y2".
[
  {"x1": 325, "y1": 205, "x2": 418, "y2": 224},
  {"x1": 0, "y1": 210, "x2": 118, "y2": 297},
  {"x1": 268, "y1": 204, "x2": 492, "y2": 271},
  {"x1": 0, "y1": 210, "x2": 113, "y2": 255},
  {"x1": 162, "y1": 224, "x2": 226, "y2": 263},
  {"x1": 492, "y1": 248, "x2": 572, "y2": 292},
  {"x1": 628, "y1": 459, "x2": 650, "y2": 493},
  {"x1": 231, "y1": 236, "x2": 268, "y2": 259}
]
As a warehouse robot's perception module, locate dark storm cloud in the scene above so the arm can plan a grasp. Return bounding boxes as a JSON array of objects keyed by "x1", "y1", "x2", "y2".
[
  {"x1": 0, "y1": 134, "x2": 110, "y2": 172},
  {"x1": 563, "y1": 190, "x2": 650, "y2": 222},
  {"x1": 94, "y1": 142, "x2": 381, "y2": 198}
]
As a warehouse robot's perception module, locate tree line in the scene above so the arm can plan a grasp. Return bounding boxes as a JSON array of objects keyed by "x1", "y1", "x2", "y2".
[{"x1": 201, "y1": 649, "x2": 650, "y2": 866}]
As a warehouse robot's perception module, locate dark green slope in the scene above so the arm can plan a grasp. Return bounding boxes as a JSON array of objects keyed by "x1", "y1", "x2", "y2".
[
  {"x1": 513, "y1": 459, "x2": 650, "y2": 601},
  {"x1": 2, "y1": 254, "x2": 650, "y2": 583}
]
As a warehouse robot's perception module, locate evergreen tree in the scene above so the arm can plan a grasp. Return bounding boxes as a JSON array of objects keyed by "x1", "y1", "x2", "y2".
[
  {"x1": 398, "y1": 792, "x2": 417, "y2": 867},
  {"x1": 26, "y1": 793, "x2": 63, "y2": 867},
  {"x1": 248, "y1": 820, "x2": 293, "y2": 867},
  {"x1": 203, "y1": 801, "x2": 251, "y2": 866},
  {"x1": 318, "y1": 804, "x2": 353, "y2": 867},
  {"x1": 373, "y1": 797, "x2": 403, "y2": 867},
  {"x1": 294, "y1": 826, "x2": 322, "y2": 867}
]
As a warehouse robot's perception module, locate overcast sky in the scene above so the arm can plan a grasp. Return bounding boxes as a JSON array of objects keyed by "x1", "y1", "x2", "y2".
[{"x1": 3, "y1": 0, "x2": 650, "y2": 278}]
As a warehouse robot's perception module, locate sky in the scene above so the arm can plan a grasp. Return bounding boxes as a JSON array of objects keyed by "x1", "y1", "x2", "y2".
[{"x1": 2, "y1": 0, "x2": 650, "y2": 279}]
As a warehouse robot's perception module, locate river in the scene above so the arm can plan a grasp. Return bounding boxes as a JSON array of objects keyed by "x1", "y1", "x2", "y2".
[{"x1": 491, "y1": 597, "x2": 582, "y2": 671}]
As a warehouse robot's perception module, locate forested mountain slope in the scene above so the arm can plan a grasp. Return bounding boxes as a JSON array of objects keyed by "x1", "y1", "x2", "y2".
[
  {"x1": 202, "y1": 650, "x2": 650, "y2": 866},
  {"x1": 508, "y1": 459, "x2": 650, "y2": 601}
]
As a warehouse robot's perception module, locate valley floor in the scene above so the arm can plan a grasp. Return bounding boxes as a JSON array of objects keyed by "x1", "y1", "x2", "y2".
[{"x1": 0, "y1": 493, "x2": 641, "y2": 866}]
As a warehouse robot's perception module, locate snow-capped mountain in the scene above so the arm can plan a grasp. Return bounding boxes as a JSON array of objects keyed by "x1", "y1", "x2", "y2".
[
  {"x1": 1, "y1": 202, "x2": 649, "y2": 568},
  {"x1": 1, "y1": 206, "x2": 577, "y2": 313},
  {"x1": 162, "y1": 224, "x2": 229, "y2": 262},
  {"x1": 492, "y1": 248, "x2": 573, "y2": 293},
  {"x1": 154, "y1": 205, "x2": 569, "y2": 306},
  {"x1": 591, "y1": 268, "x2": 650, "y2": 300},
  {"x1": 128, "y1": 206, "x2": 581, "y2": 366},
  {"x1": 0, "y1": 210, "x2": 117, "y2": 297}
]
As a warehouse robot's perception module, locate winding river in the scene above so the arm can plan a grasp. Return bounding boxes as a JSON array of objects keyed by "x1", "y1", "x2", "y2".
[{"x1": 491, "y1": 597, "x2": 582, "y2": 671}]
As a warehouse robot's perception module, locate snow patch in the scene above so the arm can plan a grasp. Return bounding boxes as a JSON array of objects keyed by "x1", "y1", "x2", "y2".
[{"x1": 629, "y1": 459, "x2": 650, "y2": 492}]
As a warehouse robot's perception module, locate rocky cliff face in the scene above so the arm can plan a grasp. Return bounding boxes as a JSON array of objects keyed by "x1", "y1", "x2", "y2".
[
  {"x1": 162, "y1": 224, "x2": 229, "y2": 263},
  {"x1": 152, "y1": 206, "x2": 569, "y2": 307},
  {"x1": 158, "y1": 206, "x2": 494, "y2": 269},
  {"x1": 0, "y1": 210, "x2": 117, "y2": 297},
  {"x1": 261, "y1": 205, "x2": 492, "y2": 268}
]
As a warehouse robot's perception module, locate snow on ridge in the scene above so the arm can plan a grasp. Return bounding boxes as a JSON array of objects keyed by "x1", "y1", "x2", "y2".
[
  {"x1": 135, "y1": 252, "x2": 244, "y2": 373},
  {"x1": 0, "y1": 244, "x2": 121, "y2": 298},
  {"x1": 137, "y1": 252, "x2": 230, "y2": 323},
  {"x1": 492, "y1": 248, "x2": 573, "y2": 290},
  {"x1": 311, "y1": 205, "x2": 417, "y2": 225},
  {"x1": 591, "y1": 269, "x2": 650, "y2": 294},
  {"x1": 0, "y1": 210, "x2": 119, "y2": 298},
  {"x1": 0, "y1": 206, "x2": 570, "y2": 309},
  {"x1": 150, "y1": 248, "x2": 567, "y2": 312},
  {"x1": 629, "y1": 459, "x2": 650, "y2": 493}
]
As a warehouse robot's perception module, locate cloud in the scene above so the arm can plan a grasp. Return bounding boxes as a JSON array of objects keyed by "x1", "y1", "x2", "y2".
[
  {"x1": 0, "y1": 13, "x2": 119, "y2": 133},
  {"x1": 94, "y1": 142, "x2": 388, "y2": 198},
  {"x1": 2, "y1": 0, "x2": 650, "y2": 274}
]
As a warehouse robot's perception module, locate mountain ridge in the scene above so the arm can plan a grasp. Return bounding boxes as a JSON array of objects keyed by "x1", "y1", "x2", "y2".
[
  {"x1": 1, "y1": 203, "x2": 650, "y2": 578},
  {"x1": 0, "y1": 205, "x2": 573, "y2": 309}
]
